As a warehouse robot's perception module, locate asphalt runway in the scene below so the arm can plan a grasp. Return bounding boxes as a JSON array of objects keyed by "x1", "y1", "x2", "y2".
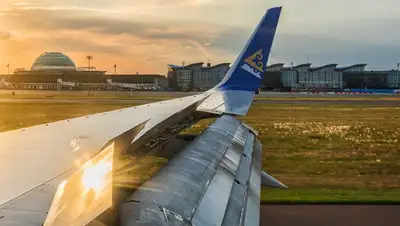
[{"x1": 260, "y1": 205, "x2": 400, "y2": 226}]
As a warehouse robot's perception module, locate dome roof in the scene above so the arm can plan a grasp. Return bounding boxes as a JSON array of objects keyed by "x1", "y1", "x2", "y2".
[{"x1": 31, "y1": 52, "x2": 77, "y2": 71}]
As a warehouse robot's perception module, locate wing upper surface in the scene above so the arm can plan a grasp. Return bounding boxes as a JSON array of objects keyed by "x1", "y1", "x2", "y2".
[{"x1": 0, "y1": 94, "x2": 208, "y2": 225}]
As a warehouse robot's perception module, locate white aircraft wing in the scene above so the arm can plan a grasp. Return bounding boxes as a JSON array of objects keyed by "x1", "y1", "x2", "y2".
[
  {"x1": 0, "y1": 6, "x2": 283, "y2": 226},
  {"x1": 0, "y1": 94, "x2": 209, "y2": 225}
]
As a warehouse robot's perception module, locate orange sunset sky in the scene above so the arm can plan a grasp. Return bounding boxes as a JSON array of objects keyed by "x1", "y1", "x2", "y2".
[{"x1": 1, "y1": 0, "x2": 400, "y2": 74}]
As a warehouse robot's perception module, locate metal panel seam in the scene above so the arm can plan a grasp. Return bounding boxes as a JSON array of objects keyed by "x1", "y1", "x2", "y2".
[
  {"x1": 189, "y1": 116, "x2": 244, "y2": 222},
  {"x1": 221, "y1": 130, "x2": 255, "y2": 226}
]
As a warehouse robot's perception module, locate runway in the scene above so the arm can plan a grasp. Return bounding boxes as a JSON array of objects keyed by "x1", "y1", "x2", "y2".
[{"x1": 260, "y1": 205, "x2": 400, "y2": 226}]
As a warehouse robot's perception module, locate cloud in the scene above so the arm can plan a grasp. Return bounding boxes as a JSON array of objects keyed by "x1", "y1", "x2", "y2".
[
  {"x1": 41, "y1": 37, "x2": 129, "y2": 55},
  {"x1": 0, "y1": 6, "x2": 233, "y2": 73},
  {"x1": 210, "y1": 27, "x2": 251, "y2": 54},
  {"x1": 188, "y1": 40, "x2": 213, "y2": 59},
  {"x1": 205, "y1": 25, "x2": 400, "y2": 70},
  {"x1": 270, "y1": 34, "x2": 400, "y2": 70},
  {"x1": 0, "y1": 31, "x2": 11, "y2": 40},
  {"x1": 11, "y1": 1, "x2": 41, "y2": 7},
  {"x1": 0, "y1": 7, "x2": 216, "y2": 43},
  {"x1": 3, "y1": 0, "x2": 400, "y2": 74}
]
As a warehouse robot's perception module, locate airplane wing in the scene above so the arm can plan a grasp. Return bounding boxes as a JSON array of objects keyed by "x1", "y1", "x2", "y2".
[
  {"x1": 0, "y1": 6, "x2": 283, "y2": 226},
  {"x1": 0, "y1": 94, "x2": 209, "y2": 225}
]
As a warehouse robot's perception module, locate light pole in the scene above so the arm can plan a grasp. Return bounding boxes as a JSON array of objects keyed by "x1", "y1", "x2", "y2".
[
  {"x1": 114, "y1": 64, "x2": 117, "y2": 75},
  {"x1": 6, "y1": 64, "x2": 9, "y2": 76},
  {"x1": 86, "y1": 55, "x2": 93, "y2": 95},
  {"x1": 397, "y1": 63, "x2": 400, "y2": 89},
  {"x1": 86, "y1": 55, "x2": 93, "y2": 71}
]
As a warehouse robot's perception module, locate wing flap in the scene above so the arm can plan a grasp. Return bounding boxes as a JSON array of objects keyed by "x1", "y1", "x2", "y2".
[{"x1": 120, "y1": 115, "x2": 266, "y2": 226}]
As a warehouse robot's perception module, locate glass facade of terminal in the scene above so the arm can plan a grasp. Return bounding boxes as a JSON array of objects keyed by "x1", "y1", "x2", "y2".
[{"x1": 168, "y1": 63, "x2": 230, "y2": 91}]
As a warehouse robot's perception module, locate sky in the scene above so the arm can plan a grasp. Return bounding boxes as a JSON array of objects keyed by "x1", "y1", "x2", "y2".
[{"x1": 1, "y1": 0, "x2": 400, "y2": 74}]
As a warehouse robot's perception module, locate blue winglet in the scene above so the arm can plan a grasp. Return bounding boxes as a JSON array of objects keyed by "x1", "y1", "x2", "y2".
[{"x1": 215, "y1": 7, "x2": 282, "y2": 92}]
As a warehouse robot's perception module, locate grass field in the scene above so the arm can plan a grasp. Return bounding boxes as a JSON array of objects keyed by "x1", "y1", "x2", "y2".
[
  {"x1": 0, "y1": 102, "x2": 133, "y2": 131},
  {"x1": 250, "y1": 105, "x2": 400, "y2": 203},
  {"x1": 182, "y1": 104, "x2": 400, "y2": 203},
  {"x1": 1, "y1": 90, "x2": 400, "y2": 101},
  {"x1": 0, "y1": 96, "x2": 399, "y2": 203}
]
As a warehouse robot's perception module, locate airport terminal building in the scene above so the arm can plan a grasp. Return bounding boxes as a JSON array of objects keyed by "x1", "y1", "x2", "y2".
[
  {"x1": 0, "y1": 52, "x2": 168, "y2": 90},
  {"x1": 167, "y1": 61, "x2": 400, "y2": 91},
  {"x1": 168, "y1": 62, "x2": 230, "y2": 91},
  {"x1": 264, "y1": 63, "x2": 400, "y2": 91},
  {"x1": 2, "y1": 52, "x2": 400, "y2": 92}
]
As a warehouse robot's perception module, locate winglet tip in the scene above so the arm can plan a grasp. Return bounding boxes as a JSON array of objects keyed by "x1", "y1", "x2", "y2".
[{"x1": 261, "y1": 171, "x2": 288, "y2": 189}]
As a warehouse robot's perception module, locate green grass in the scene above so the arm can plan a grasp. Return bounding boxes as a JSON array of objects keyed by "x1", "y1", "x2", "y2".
[
  {"x1": 261, "y1": 188, "x2": 400, "y2": 204},
  {"x1": 256, "y1": 96, "x2": 400, "y2": 101},
  {"x1": 0, "y1": 93, "x2": 176, "y2": 100},
  {"x1": 1, "y1": 96, "x2": 400, "y2": 203},
  {"x1": 0, "y1": 90, "x2": 191, "y2": 102},
  {"x1": 1, "y1": 90, "x2": 399, "y2": 101},
  {"x1": 186, "y1": 104, "x2": 400, "y2": 203},
  {"x1": 0, "y1": 102, "x2": 134, "y2": 132}
]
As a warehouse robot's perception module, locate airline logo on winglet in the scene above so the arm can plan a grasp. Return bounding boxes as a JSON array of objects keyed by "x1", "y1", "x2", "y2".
[{"x1": 241, "y1": 49, "x2": 265, "y2": 79}]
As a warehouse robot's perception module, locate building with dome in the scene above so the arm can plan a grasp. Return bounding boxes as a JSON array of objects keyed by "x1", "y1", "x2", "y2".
[
  {"x1": 7, "y1": 52, "x2": 106, "y2": 89},
  {"x1": 1, "y1": 52, "x2": 168, "y2": 90},
  {"x1": 31, "y1": 52, "x2": 77, "y2": 71}
]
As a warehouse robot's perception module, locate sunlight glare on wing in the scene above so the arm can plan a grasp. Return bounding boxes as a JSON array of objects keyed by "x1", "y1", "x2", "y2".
[
  {"x1": 44, "y1": 143, "x2": 114, "y2": 226},
  {"x1": 81, "y1": 157, "x2": 113, "y2": 197}
]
